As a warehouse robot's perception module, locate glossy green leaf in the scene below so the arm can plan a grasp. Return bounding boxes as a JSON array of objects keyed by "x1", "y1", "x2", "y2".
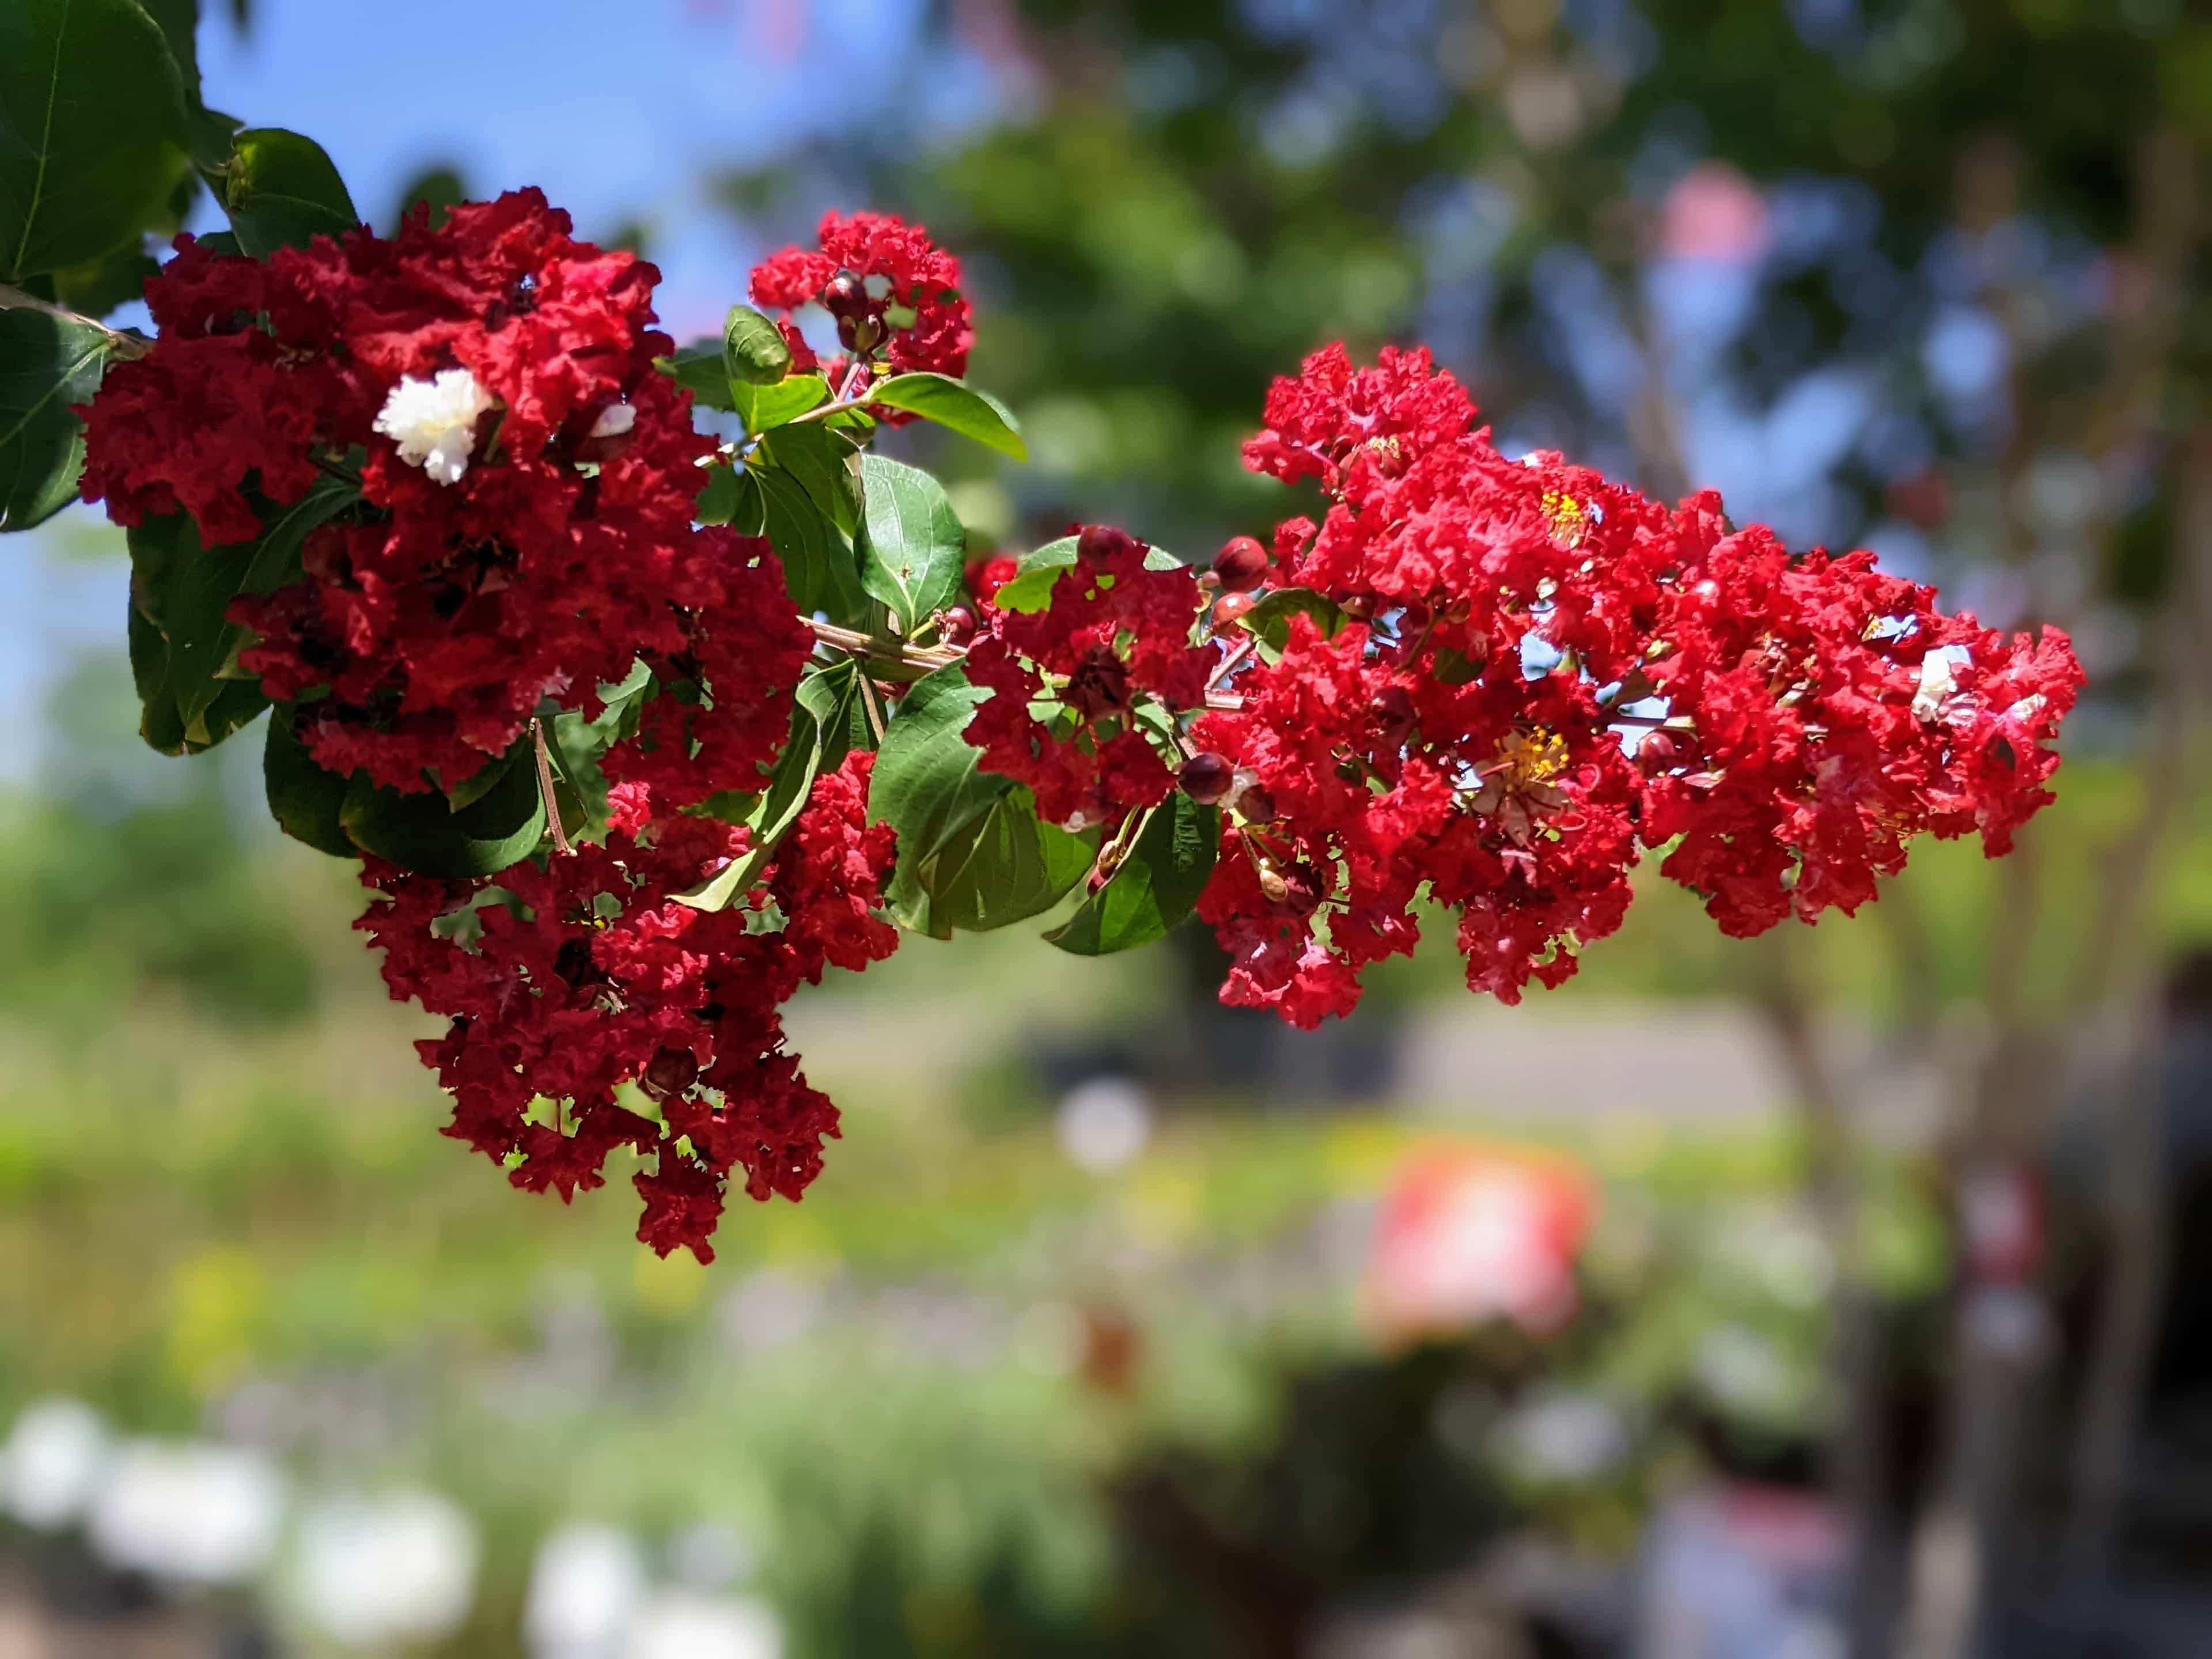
[
  {"x1": 0, "y1": 306, "x2": 111, "y2": 531},
  {"x1": 339, "y1": 745, "x2": 545, "y2": 878},
  {"x1": 1237, "y1": 586, "x2": 1348, "y2": 661},
  {"x1": 756, "y1": 464, "x2": 867, "y2": 623},
  {"x1": 220, "y1": 128, "x2": 358, "y2": 256},
  {"x1": 722, "y1": 303, "x2": 793, "y2": 386},
  {"x1": 543, "y1": 659, "x2": 652, "y2": 843},
  {"x1": 0, "y1": 0, "x2": 189, "y2": 281},
  {"x1": 1046, "y1": 794, "x2": 1219, "y2": 956},
  {"x1": 676, "y1": 658, "x2": 860, "y2": 912},
  {"x1": 856, "y1": 454, "x2": 964, "y2": 631},
  {"x1": 759, "y1": 421, "x2": 861, "y2": 536},
  {"x1": 694, "y1": 461, "x2": 749, "y2": 527},
  {"x1": 262, "y1": 702, "x2": 354, "y2": 858},
  {"x1": 869, "y1": 665, "x2": 1092, "y2": 937},
  {"x1": 656, "y1": 340, "x2": 737, "y2": 412},
  {"x1": 865, "y1": 372, "x2": 1027, "y2": 460},
  {"x1": 733, "y1": 372, "x2": 829, "y2": 435}
]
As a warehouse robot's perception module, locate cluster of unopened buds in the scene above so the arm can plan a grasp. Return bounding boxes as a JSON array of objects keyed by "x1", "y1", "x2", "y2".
[{"x1": 73, "y1": 193, "x2": 2082, "y2": 1256}]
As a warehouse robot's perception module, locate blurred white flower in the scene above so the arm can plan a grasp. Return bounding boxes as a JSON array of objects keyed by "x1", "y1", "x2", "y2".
[
  {"x1": 1055, "y1": 1075, "x2": 1152, "y2": 1175},
  {"x1": 288, "y1": 1490, "x2": 479, "y2": 1650},
  {"x1": 526, "y1": 1524, "x2": 648, "y2": 1657},
  {"x1": 1, "y1": 1397, "x2": 109, "y2": 1531},
  {"x1": 1491, "y1": 1392, "x2": 1630, "y2": 1484},
  {"x1": 624, "y1": 1592, "x2": 781, "y2": 1659},
  {"x1": 88, "y1": 1441, "x2": 285, "y2": 1586},
  {"x1": 374, "y1": 368, "x2": 494, "y2": 484}
]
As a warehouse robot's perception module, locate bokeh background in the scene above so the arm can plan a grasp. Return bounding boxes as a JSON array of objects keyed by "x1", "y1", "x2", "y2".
[{"x1": 6, "y1": 2, "x2": 2212, "y2": 1654}]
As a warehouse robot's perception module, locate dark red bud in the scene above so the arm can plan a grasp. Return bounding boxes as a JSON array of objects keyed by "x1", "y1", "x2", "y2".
[
  {"x1": 821, "y1": 270, "x2": 868, "y2": 321},
  {"x1": 1369, "y1": 685, "x2": 1416, "y2": 746},
  {"x1": 940, "y1": 604, "x2": 979, "y2": 646},
  {"x1": 1212, "y1": 591, "x2": 1257, "y2": 631},
  {"x1": 1197, "y1": 569, "x2": 1223, "y2": 592},
  {"x1": 1179, "y1": 751, "x2": 1234, "y2": 805},
  {"x1": 639, "y1": 1046, "x2": 700, "y2": 1101},
  {"x1": 1635, "y1": 730, "x2": 1684, "y2": 772},
  {"x1": 1213, "y1": 535, "x2": 1270, "y2": 594},
  {"x1": 1088, "y1": 866, "x2": 1112, "y2": 894},
  {"x1": 1077, "y1": 523, "x2": 1139, "y2": 564},
  {"x1": 1234, "y1": 783, "x2": 1277, "y2": 824}
]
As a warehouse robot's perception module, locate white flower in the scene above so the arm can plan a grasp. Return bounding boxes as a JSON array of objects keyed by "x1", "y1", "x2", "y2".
[
  {"x1": 588, "y1": 401, "x2": 637, "y2": 440},
  {"x1": 1911, "y1": 645, "x2": 1974, "y2": 725},
  {"x1": 374, "y1": 369, "x2": 495, "y2": 485}
]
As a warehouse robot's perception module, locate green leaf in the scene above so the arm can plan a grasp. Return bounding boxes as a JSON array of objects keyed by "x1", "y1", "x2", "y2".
[
  {"x1": 1046, "y1": 794, "x2": 1219, "y2": 956},
  {"x1": 756, "y1": 464, "x2": 867, "y2": 622},
  {"x1": 1016, "y1": 533, "x2": 1184, "y2": 574},
  {"x1": 855, "y1": 454, "x2": 964, "y2": 631},
  {"x1": 0, "y1": 0, "x2": 189, "y2": 281},
  {"x1": 206, "y1": 475, "x2": 357, "y2": 683},
  {"x1": 389, "y1": 162, "x2": 465, "y2": 233},
  {"x1": 126, "y1": 479, "x2": 358, "y2": 752},
  {"x1": 220, "y1": 128, "x2": 358, "y2": 256},
  {"x1": 869, "y1": 665, "x2": 1092, "y2": 937},
  {"x1": 694, "y1": 461, "x2": 749, "y2": 528},
  {"x1": 656, "y1": 341, "x2": 736, "y2": 412},
  {"x1": 51, "y1": 244, "x2": 157, "y2": 318},
  {"x1": 675, "y1": 658, "x2": 859, "y2": 912},
  {"x1": 339, "y1": 745, "x2": 545, "y2": 878},
  {"x1": 543, "y1": 659, "x2": 652, "y2": 843},
  {"x1": 865, "y1": 373, "x2": 1027, "y2": 461},
  {"x1": 732, "y1": 372, "x2": 829, "y2": 435},
  {"x1": 1237, "y1": 586, "x2": 1348, "y2": 660},
  {"x1": 723, "y1": 303, "x2": 793, "y2": 387},
  {"x1": 759, "y1": 421, "x2": 861, "y2": 536},
  {"x1": 262, "y1": 702, "x2": 354, "y2": 858},
  {"x1": 985, "y1": 565, "x2": 1062, "y2": 615},
  {"x1": 0, "y1": 306, "x2": 109, "y2": 531}
]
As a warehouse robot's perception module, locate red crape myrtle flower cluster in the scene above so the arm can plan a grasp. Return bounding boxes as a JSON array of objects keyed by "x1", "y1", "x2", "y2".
[
  {"x1": 71, "y1": 195, "x2": 952, "y2": 1259},
  {"x1": 82, "y1": 189, "x2": 810, "y2": 795},
  {"x1": 749, "y1": 209, "x2": 972, "y2": 400},
  {"x1": 965, "y1": 527, "x2": 1214, "y2": 830},
  {"x1": 359, "y1": 763, "x2": 897, "y2": 1262},
  {"x1": 1174, "y1": 344, "x2": 2084, "y2": 1022}
]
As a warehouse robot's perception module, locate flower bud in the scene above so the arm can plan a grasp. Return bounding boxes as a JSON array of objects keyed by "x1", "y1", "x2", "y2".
[
  {"x1": 940, "y1": 604, "x2": 979, "y2": 646},
  {"x1": 1077, "y1": 523, "x2": 1139, "y2": 564},
  {"x1": 1211, "y1": 591, "x2": 1257, "y2": 632},
  {"x1": 1634, "y1": 730, "x2": 1679, "y2": 772},
  {"x1": 821, "y1": 269, "x2": 868, "y2": 321},
  {"x1": 1213, "y1": 535, "x2": 1270, "y2": 593},
  {"x1": 1179, "y1": 751, "x2": 1234, "y2": 804},
  {"x1": 639, "y1": 1046, "x2": 700, "y2": 1101},
  {"x1": 1368, "y1": 684, "x2": 1416, "y2": 747},
  {"x1": 1229, "y1": 772, "x2": 1277, "y2": 824}
]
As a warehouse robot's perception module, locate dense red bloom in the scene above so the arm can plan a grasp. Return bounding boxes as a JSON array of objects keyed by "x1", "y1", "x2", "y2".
[
  {"x1": 356, "y1": 755, "x2": 899, "y2": 1262},
  {"x1": 1185, "y1": 344, "x2": 2085, "y2": 1024},
  {"x1": 964, "y1": 529, "x2": 1211, "y2": 828},
  {"x1": 82, "y1": 191, "x2": 815, "y2": 797},
  {"x1": 748, "y1": 210, "x2": 971, "y2": 397}
]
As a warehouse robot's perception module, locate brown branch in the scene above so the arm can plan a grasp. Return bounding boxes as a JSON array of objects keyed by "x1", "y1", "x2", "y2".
[{"x1": 0, "y1": 283, "x2": 153, "y2": 360}]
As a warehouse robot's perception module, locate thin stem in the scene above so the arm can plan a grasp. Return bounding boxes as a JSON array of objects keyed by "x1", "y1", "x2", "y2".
[
  {"x1": 856, "y1": 672, "x2": 888, "y2": 745},
  {"x1": 803, "y1": 616, "x2": 962, "y2": 678},
  {"x1": 531, "y1": 718, "x2": 574, "y2": 857},
  {"x1": 1206, "y1": 635, "x2": 1255, "y2": 690},
  {"x1": 785, "y1": 394, "x2": 874, "y2": 429},
  {"x1": 0, "y1": 283, "x2": 152, "y2": 360}
]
